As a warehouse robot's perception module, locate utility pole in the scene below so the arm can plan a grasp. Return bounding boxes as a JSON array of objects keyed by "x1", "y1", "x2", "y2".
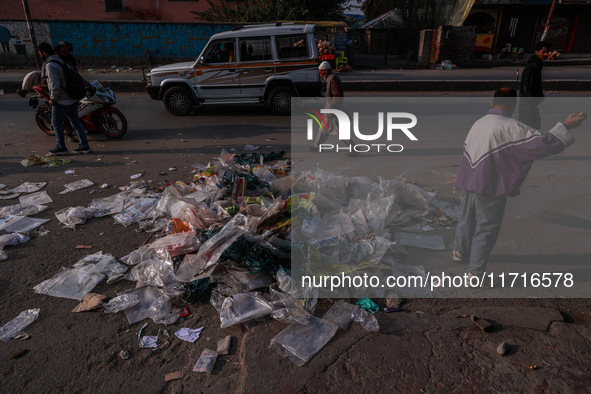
[
  {"x1": 21, "y1": 0, "x2": 39, "y2": 67},
  {"x1": 540, "y1": 0, "x2": 559, "y2": 42}
]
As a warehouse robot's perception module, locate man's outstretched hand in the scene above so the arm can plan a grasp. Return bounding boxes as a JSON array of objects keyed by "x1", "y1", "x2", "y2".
[{"x1": 564, "y1": 111, "x2": 587, "y2": 129}]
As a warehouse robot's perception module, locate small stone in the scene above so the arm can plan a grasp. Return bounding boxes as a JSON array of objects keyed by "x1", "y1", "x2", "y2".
[
  {"x1": 497, "y1": 342, "x2": 510, "y2": 355},
  {"x1": 119, "y1": 350, "x2": 131, "y2": 360},
  {"x1": 471, "y1": 314, "x2": 493, "y2": 332},
  {"x1": 217, "y1": 335, "x2": 232, "y2": 355}
]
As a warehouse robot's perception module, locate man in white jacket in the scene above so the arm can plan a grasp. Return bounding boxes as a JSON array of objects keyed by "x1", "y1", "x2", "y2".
[
  {"x1": 453, "y1": 88, "x2": 586, "y2": 279},
  {"x1": 45, "y1": 44, "x2": 91, "y2": 156}
]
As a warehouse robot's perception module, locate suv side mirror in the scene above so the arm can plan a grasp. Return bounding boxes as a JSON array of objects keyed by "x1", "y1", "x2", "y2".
[{"x1": 197, "y1": 56, "x2": 205, "y2": 65}]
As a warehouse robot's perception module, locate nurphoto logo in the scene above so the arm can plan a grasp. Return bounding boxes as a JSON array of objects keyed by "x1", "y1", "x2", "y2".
[{"x1": 306, "y1": 109, "x2": 418, "y2": 153}]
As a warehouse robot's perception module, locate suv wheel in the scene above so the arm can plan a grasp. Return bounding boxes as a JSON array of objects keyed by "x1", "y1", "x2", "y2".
[
  {"x1": 268, "y1": 86, "x2": 294, "y2": 115},
  {"x1": 163, "y1": 87, "x2": 194, "y2": 116}
]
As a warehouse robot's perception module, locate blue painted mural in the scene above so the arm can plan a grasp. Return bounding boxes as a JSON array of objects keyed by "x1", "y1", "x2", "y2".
[{"x1": 47, "y1": 21, "x2": 235, "y2": 58}]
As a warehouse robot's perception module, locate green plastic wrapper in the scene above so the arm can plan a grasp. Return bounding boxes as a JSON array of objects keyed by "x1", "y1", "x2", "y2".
[{"x1": 356, "y1": 298, "x2": 379, "y2": 314}]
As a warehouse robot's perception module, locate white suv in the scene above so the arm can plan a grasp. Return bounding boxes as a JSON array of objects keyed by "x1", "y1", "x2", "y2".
[{"x1": 146, "y1": 23, "x2": 320, "y2": 115}]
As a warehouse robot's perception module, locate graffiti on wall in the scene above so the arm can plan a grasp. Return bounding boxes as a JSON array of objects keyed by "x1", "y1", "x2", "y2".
[
  {"x1": 0, "y1": 25, "x2": 27, "y2": 55},
  {"x1": 47, "y1": 22, "x2": 234, "y2": 58},
  {"x1": 0, "y1": 22, "x2": 52, "y2": 56}
]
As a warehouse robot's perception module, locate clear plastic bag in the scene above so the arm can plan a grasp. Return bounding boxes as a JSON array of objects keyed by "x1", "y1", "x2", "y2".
[
  {"x1": 0, "y1": 233, "x2": 30, "y2": 251},
  {"x1": 0, "y1": 215, "x2": 50, "y2": 233},
  {"x1": 377, "y1": 177, "x2": 431, "y2": 211},
  {"x1": 219, "y1": 292, "x2": 274, "y2": 328},
  {"x1": 73, "y1": 252, "x2": 128, "y2": 284},
  {"x1": 0, "y1": 308, "x2": 40, "y2": 342},
  {"x1": 322, "y1": 300, "x2": 358, "y2": 330},
  {"x1": 253, "y1": 167, "x2": 276, "y2": 184},
  {"x1": 209, "y1": 289, "x2": 226, "y2": 313},
  {"x1": 159, "y1": 197, "x2": 222, "y2": 230},
  {"x1": 175, "y1": 214, "x2": 248, "y2": 282},
  {"x1": 270, "y1": 316, "x2": 338, "y2": 366},
  {"x1": 148, "y1": 231, "x2": 201, "y2": 258},
  {"x1": 395, "y1": 232, "x2": 445, "y2": 250},
  {"x1": 122, "y1": 286, "x2": 177, "y2": 325},
  {"x1": 9, "y1": 182, "x2": 46, "y2": 193},
  {"x1": 223, "y1": 267, "x2": 275, "y2": 293},
  {"x1": 112, "y1": 197, "x2": 159, "y2": 227},
  {"x1": 249, "y1": 198, "x2": 285, "y2": 233},
  {"x1": 0, "y1": 203, "x2": 48, "y2": 218},
  {"x1": 119, "y1": 245, "x2": 153, "y2": 266},
  {"x1": 268, "y1": 283, "x2": 311, "y2": 326},
  {"x1": 19, "y1": 191, "x2": 53, "y2": 205},
  {"x1": 34, "y1": 267, "x2": 104, "y2": 300},
  {"x1": 352, "y1": 307, "x2": 379, "y2": 332},
  {"x1": 59, "y1": 179, "x2": 94, "y2": 194},
  {"x1": 103, "y1": 293, "x2": 140, "y2": 313},
  {"x1": 90, "y1": 193, "x2": 126, "y2": 217},
  {"x1": 55, "y1": 206, "x2": 97, "y2": 229},
  {"x1": 346, "y1": 196, "x2": 395, "y2": 235},
  {"x1": 270, "y1": 176, "x2": 293, "y2": 199},
  {"x1": 130, "y1": 253, "x2": 178, "y2": 290}
]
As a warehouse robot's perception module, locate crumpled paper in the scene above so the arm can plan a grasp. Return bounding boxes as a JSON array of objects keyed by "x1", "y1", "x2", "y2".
[
  {"x1": 72, "y1": 293, "x2": 107, "y2": 312},
  {"x1": 174, "y1": 327, "x2": 203, "y2": 343}
]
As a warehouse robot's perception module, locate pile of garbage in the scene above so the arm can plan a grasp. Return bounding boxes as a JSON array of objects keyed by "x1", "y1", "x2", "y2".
[
  {"x1": 1, "y1": 150, "x2": 460, "y2": 368},
  {"x1": 435, "y1": 59, "x2": 457, "y2": 70},
  {"x1": 0, "y1": 182, "x2": 53, "y2": 260}
]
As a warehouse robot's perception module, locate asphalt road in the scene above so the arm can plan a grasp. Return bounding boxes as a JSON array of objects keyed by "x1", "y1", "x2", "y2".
[
  {"x1": 2, "y1": 64, "x2": 591, "y2": 82},
  {"x1": 2, "y1": 92, "x2": 591, "y2": 392}
]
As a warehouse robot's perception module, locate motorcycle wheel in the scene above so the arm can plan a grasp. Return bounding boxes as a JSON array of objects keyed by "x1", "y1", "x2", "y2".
[
  {"x1": 96, "y1": 109, "x2": 127, "y2": 139},
  {"x1": 35, "y1": 104, "x2": 54, "y2": 136}
]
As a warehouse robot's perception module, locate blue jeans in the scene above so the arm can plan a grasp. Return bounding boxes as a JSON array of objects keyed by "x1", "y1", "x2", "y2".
[
  {"x1": 51, "y1": 102, "x2": 89, "y2": 149},
  {"x1": 454, "y1": 190, "x2": 507, "y2": 275}
]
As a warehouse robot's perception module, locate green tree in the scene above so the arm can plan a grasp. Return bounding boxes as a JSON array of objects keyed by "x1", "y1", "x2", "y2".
[
  {"x1": 361, "y1": 0, "x2": 397, "y2": 21},
  {"x1": 194, "y1": 0, "x2": 350, "y2": 22}
]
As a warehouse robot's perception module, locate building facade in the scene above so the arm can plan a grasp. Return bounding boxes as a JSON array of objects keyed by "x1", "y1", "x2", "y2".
[
  {"x1": 465, "y1": 0, "x2": 591, "y2": 55},
  {"x1": 0, "y1": 0, "x2": 217, "y2": 23}
]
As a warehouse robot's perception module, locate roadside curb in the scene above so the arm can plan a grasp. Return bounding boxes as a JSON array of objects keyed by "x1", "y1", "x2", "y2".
[{"x1": 1, "y1": 79, "x2": 589, "y2": 94}]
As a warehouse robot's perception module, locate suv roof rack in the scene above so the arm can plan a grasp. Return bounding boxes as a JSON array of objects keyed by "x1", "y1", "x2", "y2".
[{"x1": 232, "y1": 22, "x2": 296, "y2": 31}]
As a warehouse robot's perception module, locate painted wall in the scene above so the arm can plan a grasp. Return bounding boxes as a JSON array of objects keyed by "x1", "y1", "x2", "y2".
[
  {"x1": 0, "y1": 20, "x2": 235, "y2": 61},
  {"x1": 48, "y1": 21, "x2": 234, "y2": 58},
  {"x1": 0, "y1": 21, "x2": 51, "y2": 55}
]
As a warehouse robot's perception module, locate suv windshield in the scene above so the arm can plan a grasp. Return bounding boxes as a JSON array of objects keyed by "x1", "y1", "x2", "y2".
[{"x1": 202, "y1": 39, "x2": 236, "y2": 63}]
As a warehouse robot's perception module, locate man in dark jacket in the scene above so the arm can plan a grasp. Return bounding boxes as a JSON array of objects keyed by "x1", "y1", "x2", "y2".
[
  {"x1": 45, "y1": 44, "x2": 92, "y2": 156},
  {"x1": 518, "y1": 41, "x2": 550, "y2": 129}
]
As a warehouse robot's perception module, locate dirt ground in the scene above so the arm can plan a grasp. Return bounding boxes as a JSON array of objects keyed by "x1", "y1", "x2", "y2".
[{"x1": 1, "y1": 92, "x2": 590, "y2": 393}]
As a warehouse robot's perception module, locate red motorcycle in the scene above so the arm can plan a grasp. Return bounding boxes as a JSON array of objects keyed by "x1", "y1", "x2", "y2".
[{"x1": 29, "y1": 80, "x2": 127, "y2": 139}]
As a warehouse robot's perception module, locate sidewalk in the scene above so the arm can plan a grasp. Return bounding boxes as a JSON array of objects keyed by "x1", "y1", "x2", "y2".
[{"x1": 1, "y1": 63, "x2": 590, "y2": 93}]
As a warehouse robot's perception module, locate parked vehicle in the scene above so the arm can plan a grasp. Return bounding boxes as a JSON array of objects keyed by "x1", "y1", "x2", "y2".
[
  {"x1": 146, "y1": 23, "x2": 320, "y2": 116},
  {"x1": 30, "y1": 80, "x2": 128, "y2": 139}
]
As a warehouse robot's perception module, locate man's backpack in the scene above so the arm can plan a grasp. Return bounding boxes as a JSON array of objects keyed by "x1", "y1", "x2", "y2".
[{"x1": 49, "y1": 59, "x2": 86, "y2": 100}]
